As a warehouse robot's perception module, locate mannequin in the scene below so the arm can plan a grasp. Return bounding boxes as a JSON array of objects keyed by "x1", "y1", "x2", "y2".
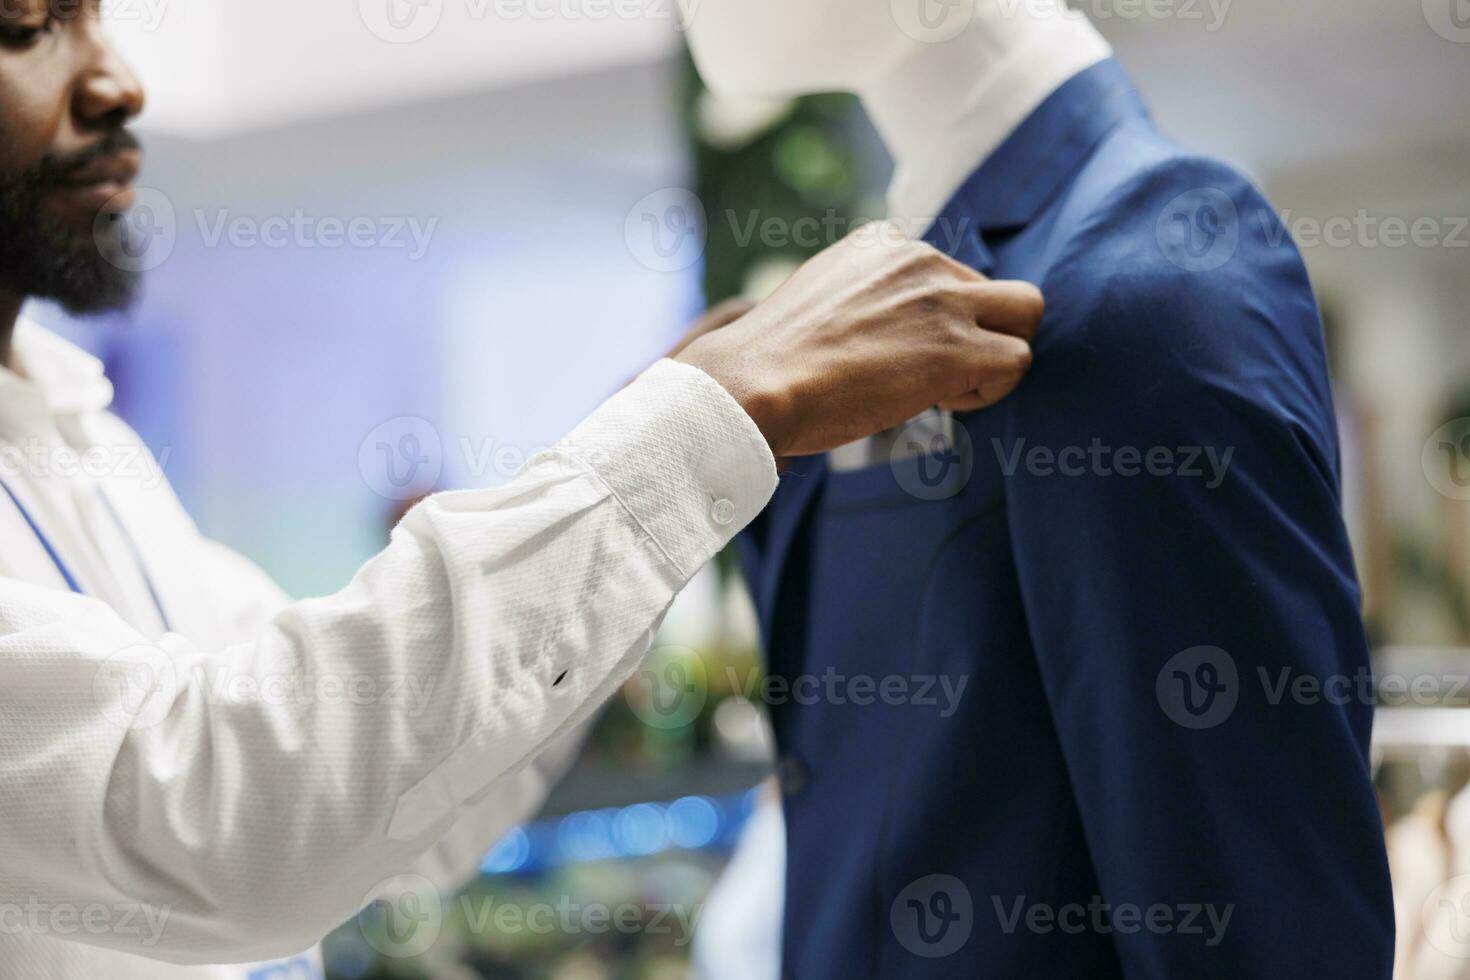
[
  {"x1": 684, "y1": 5, "x2": 1393, "y2": 978},
  {"x1": 684, "y1": 0, "x2": 1112, "y2": 221},
  {"x1": 687, "y1": 1, "x2": 1111, "y2": 471}
]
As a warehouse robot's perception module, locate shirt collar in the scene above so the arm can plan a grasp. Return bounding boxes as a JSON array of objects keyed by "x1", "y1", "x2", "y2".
[
  {"x1": 922, "y1": 57, "x2": 1150, "y2": 271},
  {"x1": 0, "y1": 320, "x2": 115, "y2": 421}
]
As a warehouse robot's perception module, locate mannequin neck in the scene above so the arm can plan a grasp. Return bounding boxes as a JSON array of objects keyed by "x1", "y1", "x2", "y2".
[{"x1": 861, "y1": 6, "x2": 1112, "y2": 223}]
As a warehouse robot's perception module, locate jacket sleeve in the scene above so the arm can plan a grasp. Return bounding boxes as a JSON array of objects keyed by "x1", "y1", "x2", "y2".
[
  {"x1": 0, "y1": 358, "x2": 776, "y2": 965},
  {"x1": 1002, "y1": 158, "x2": 1394, "y2": 977}
]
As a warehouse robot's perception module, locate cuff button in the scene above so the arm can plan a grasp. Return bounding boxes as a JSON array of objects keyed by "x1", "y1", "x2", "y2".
[{"x1": 711, "y1": 498, "x2": 736, "y2": 526}]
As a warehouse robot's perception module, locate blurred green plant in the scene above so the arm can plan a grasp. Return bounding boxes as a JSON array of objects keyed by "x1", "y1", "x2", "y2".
[{"x1": 681, "y1": 50, "x2": 887, "y2": 305}]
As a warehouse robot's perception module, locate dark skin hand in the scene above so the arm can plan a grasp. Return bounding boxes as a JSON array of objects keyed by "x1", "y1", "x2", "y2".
[
  {"x1": 664, "y1": 286, "x2": 1035, "y2": 469},
  {"x1": 664, "y1": 297, "x2": 757, "y2": 361},
  {"x1": 0, "y1": 0, "x2": 145, "y2": 363},
  {"x1": 671, "y1": 225, "x2": 1042, "y2": 460}
]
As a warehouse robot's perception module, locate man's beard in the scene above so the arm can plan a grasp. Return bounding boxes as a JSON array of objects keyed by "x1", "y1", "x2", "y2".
[{"x1": 0, "y1": 129, "x2": 143, "y2": 315}]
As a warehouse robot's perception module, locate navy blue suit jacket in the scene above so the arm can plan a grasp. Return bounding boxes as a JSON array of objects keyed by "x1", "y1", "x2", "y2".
[{"x1": 738, "y1": 59, "x2": 1393, "y2": 978}]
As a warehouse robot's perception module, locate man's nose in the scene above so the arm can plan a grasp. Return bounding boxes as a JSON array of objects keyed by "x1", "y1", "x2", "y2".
[{"x1": 74, "y1": 30, "x2": 146, "y2": 128}]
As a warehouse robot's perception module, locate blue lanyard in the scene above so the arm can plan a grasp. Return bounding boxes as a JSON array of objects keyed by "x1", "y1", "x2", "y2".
[{"x1": 0, "y1": 476, "x2": 173, "y2": 632}]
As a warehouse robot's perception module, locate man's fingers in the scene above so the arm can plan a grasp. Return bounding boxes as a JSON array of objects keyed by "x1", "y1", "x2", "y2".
[
  {"x1": 936, "y1": 392, "x2": 993, "y2": 412},
  {"x1": 946, "y1": 330, "x2": 1032, "y2": 410},
  {"x1": 959, "y1": 280, "x2": 1044, "y2": 342},
  {"x1": 926, "y1": 241, "x2": 990, "y2": 284}
]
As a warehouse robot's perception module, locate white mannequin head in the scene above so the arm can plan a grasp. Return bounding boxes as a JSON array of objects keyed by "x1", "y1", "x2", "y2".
[
  {"x1": 682, "y1": 0, "x2": 901, "y2": 97},
  {"x1": 681, "y1": 0, "x2": 1112, "y2": 219},
  {"x1": 681, "y1": 0, "x2": 1072, "y2": 98}
]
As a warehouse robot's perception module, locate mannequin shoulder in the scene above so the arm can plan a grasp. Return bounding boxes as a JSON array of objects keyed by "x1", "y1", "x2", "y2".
[
  {"x1": 1010, "y1": 138, "x2": 1336, "y2": 448},
  {"x1": 1034, "y1": 138, "x2": 1322, "y2": 377}
]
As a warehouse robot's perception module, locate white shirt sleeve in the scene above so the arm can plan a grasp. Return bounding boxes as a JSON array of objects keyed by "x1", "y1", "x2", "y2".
[
  {"x1": 0, "y1": 359, "x2": 776, "y2": 966},
  {"x1": 194, "y1": 473, "x2": 596, "y2": 905}
]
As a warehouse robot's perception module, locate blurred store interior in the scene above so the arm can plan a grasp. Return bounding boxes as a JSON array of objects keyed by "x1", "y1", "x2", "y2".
[{"x1": 23, "y1": 1, "x2": 1470, "y2": 976}]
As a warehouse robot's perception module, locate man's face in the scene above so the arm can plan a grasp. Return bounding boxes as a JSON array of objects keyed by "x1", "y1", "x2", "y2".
[{"x1": 0, "y1": 0, "x2": 146, "y2": 314}]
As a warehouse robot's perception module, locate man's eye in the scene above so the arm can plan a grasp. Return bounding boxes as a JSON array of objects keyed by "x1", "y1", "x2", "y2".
[{"x1": 0, "y1": 17, "x2": 56, "y2": 48}]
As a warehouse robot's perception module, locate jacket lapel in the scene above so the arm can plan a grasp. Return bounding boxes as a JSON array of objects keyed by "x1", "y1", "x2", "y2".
[{"x1": 753, "y1": 455, "x2": 826, "y2": 652}]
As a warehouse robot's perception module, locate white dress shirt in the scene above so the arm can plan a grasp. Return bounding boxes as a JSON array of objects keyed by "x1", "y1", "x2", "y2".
[{"x1": 0, "y1": 321, "x2": 777, "y2": 977}]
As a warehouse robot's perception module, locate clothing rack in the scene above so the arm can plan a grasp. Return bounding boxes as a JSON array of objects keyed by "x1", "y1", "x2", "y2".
[
  {"x1": 1375, "y1": 707, "x2": 1470, "y2": 750},
  {"x1": 1370, "y1": 646, "x2": 1470, "y2": 751}
]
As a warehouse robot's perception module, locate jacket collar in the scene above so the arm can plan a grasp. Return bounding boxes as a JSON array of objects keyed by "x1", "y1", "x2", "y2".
[
  {"x1": 922, "y1": 57, "x2": 1150, "y2": 272},
  {"x1": 759, "y1": 60, "x2": 1152, "y2": 633}
]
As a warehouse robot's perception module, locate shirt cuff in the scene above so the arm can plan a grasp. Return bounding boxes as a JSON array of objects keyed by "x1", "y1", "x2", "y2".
[{"x1": 560, "y1": 359, "x2": 778, "y2": 578}]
